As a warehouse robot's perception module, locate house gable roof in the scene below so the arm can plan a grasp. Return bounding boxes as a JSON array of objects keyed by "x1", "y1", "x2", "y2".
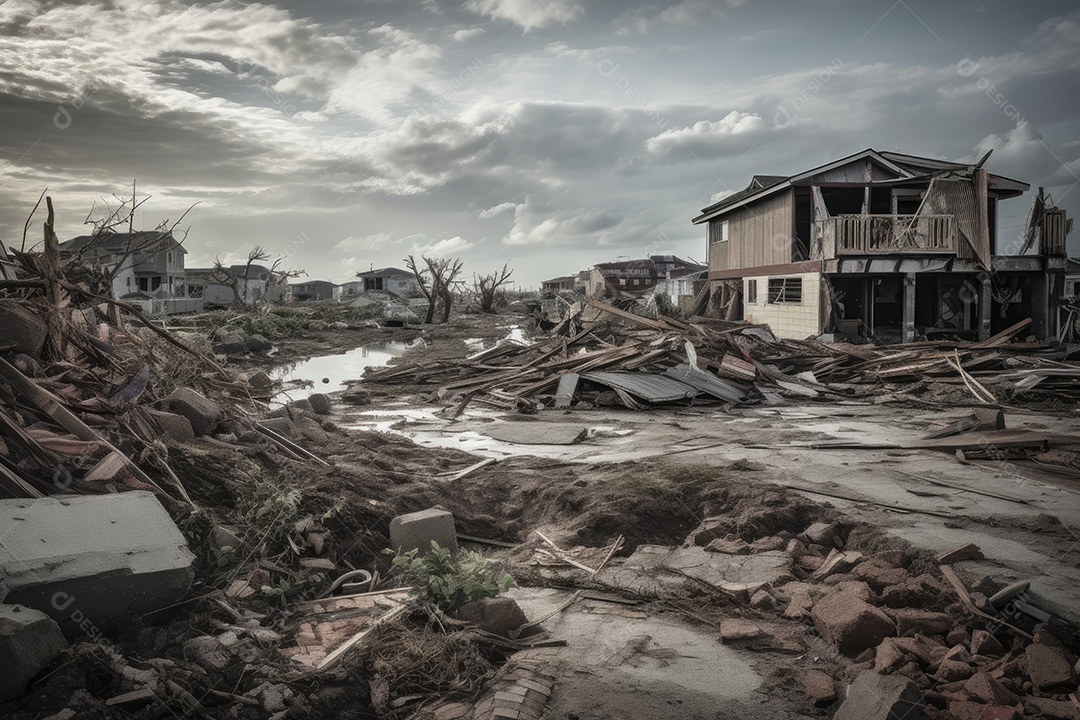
[
  {"x1": 356, "y1": 267, "x2": 413, "y2": 278},
  {"x1": 691, "y1": 148, "x2": 1030, "y2": 225},
  {"x1": 59, "y1": 231, "x2": 184, "y2": 255}
]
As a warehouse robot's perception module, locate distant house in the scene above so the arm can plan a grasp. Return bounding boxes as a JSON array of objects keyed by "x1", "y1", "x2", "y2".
[
  {"x1": 541, "y1": 270, "x2": 589, "y2": 295},
  {"x1": 356, "y1": 267, "x2": 420, "y2": 295},
  {"x1": 652, "y1": 255, "x2": 708, "y2": 313},
  {"x1": 338, "y1": 280, "x2": 364, "y2": 298},
  {"x1": 289, "y1": 280, "x2": 336, "y2": 302},
  {"x1": 186, "y1": 264, "x2": 285, "y2": 307},
  {"x1": 590, "y1": 260, "x2": 656, "y2": 298},
  {"x1": 58, "y1": 231, "x2": 187, "y2": 300}
]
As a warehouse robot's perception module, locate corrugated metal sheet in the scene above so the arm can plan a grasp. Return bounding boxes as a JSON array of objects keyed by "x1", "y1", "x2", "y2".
[
  {"x1": 581, "y1": 371, "x2": 698, "y2": 403},
  {"x1": 664, "y1": 364, "x2": 747, "y2": 402}
]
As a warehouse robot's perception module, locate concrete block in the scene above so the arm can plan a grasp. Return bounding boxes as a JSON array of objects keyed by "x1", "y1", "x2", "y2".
[
  {"x1": 0, "y1": 492, "x2": 195, "y2": 639},
  {"x1": 0, "y1": 300, "x2": 47, "y2": 358},
  {"x1": 389, "y1": 507, "x2": 457, "y2": 556},
  {"x1": 834, "y1": 670, "x2": 924, "y2": 720},
  {"x1": 165, "y1": 387, "x2": 222, "y2": 436},
  {"x1": 0, "y1": 603, "x2": 68, "y2": 700}
]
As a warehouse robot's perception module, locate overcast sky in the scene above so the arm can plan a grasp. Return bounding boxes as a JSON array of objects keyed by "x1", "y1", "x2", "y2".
[{"x1": 0, "y1": 0, "x2": 1077, "y2": 288}]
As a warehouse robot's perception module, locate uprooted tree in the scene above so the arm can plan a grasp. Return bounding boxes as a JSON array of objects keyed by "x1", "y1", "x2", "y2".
[
  {"x1": 472, "y1": 262, "x2": 514, "y2": 313},
  {"x1": 210, "y1": 245, "x2": 303, "y2": 309},
  {"x1": 405, "y1": 254, "x2": 465, "y2": 323}
]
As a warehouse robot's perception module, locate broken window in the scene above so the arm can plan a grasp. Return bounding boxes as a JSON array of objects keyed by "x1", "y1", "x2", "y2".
[
  {"x1": 767, "y1": 277, "x2": 802, "y2": 304},
  {"x1": 746, "y1": 278, "x2": 758, "y2": 304}
]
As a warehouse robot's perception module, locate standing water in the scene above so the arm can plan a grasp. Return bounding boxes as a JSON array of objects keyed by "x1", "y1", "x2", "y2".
[{"x1": 270, "y1": 339, "x2": 422, "y2": 404}]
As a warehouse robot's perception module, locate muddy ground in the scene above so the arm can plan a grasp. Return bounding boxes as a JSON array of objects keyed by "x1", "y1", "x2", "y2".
[{"x1": 5, "y1": 308, "x2": 1079, "y2": 720}]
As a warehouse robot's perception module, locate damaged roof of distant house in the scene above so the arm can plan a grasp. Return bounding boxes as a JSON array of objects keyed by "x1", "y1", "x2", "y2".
[
  {"x1": 58, "y1": 231, "x2": 185, "y2": 253},
  {"x1": 356, "y1": 267, "x2": 413, "y2": 277},
  {"x1": 594, "y1": 259, "x2": 655, "y2": 271},
  {"x1": 692, "y1": 148, "x2": 1030, "y2": 224}
]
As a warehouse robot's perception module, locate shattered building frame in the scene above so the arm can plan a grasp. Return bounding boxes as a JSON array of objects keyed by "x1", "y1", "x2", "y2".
[{"x1": 692, "y1": 149, "x2": 1072, "y2": 342}]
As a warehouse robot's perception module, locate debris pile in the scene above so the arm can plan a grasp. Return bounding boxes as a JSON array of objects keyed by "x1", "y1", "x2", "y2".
[{"x1": 364, "y1": 299, "x2": 1080, "y2": 412}]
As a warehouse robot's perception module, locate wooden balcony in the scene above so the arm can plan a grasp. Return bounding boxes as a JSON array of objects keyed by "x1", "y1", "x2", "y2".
[{"x1": 813, "y1": 214, "x2": 959, "y2": 259}]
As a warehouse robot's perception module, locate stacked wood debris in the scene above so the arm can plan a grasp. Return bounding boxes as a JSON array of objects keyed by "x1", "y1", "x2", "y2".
[
  {"x1": 0, "y1": 199, "x2": 301, "y2": 502},
  {"x1": 364, "y1": 300, "x2": 1080, "y2": 412}
]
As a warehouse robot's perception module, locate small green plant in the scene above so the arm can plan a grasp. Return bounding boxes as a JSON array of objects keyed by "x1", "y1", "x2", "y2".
[{"x1": 390, "y1": 542, "x2": 513, "y2": 613}]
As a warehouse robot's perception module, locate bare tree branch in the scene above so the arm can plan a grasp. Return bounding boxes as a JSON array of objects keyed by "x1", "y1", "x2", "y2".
[{"x1": 473, "y1": 262, "x2": 514, "y2": 313}]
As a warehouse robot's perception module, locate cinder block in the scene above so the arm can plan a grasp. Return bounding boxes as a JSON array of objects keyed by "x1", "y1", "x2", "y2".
[
  {"x1": 0, "y1": 604, "x2": 68, "y2": 700},
  {"x1": 0, "y1": 492, "x2": 195, "y2": 639},
  {"x1": 389, "y1": 507, "x2": 458, "y2": 556}
]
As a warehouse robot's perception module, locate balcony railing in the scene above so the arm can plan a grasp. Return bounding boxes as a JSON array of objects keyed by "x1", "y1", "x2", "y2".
[{"x1": 814, "y1": 214, "x2": 958, "y2": 258}]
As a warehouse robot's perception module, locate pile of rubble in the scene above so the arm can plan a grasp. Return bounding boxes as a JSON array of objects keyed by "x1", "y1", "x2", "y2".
[
  {"x1": 579, "y1": 511, "x2": 1080, "y2": 720},
  {"x1": 365, "y1": 299, "x2": 1080, "y2": 413}
]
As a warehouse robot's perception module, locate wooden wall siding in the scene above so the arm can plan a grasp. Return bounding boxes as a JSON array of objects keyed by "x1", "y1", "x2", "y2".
[
  {"x1": 709, "y1": 188, "x2": 794, "y2": 272},
  {"x1": 808, "y1": 159, "x2": 898, "y2": 185}
]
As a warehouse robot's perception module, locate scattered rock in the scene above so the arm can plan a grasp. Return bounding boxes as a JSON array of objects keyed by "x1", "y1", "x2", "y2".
[
  {"x1": 719, "y1": 618, "x2": 764, "y2": 643},
  {"x1": 240, "y1": 369, "x2": 274, "y2": 390},
  {"x1": 964, "y1": 671, "x2": 1019, "y2": 706},
  {"x1": 209, "y1": 525, "x2": 242, "y2": 554},
  {"x1": 0, "y1": 604, "x2": 69, "y2": 701},
  {"x1": 144, "y1": 408, "x2": 195, "y2": 441},
  {"x1": 245, "y1": 333, "x2": 271, "y2": 352},
  {"x1": 212, "y1": 332, "x2": 248, "y2": 355},
  {"x1": 796, "y1": 669, "x2": 836, "y2": 706},
  {"x1": 1026, "y1": 642, "x2": 1075, "y2": 690},
  {"x1": 748, "y1": 536, "x2": 786, "y2": 552},
  {"x1": 851, "y1": 562, "x2": 910, "y2": 592},
  {"x1": 259, "y1": 417, "x2": 295, "y2": 437},
  {"x1": 970, "y1": 629, "x2": 1003, "y2": 657},
  {"x1": 867, "y1": 550, "x2": 910, "y2": 568},
  {"x1": 685, "y1": 517, "x2": 729, "y2": 547},
  {"x1": 811, "y1": 591, "x2": 895, "y2": 652},
  {"x1": 833, "y1": 670, "x2": 924, "y2": 720},
  {"x1": 888, "y1": 608, "x2": 953, "y2": 637},
  {"x1": 937, "y1": 658, "x2": 976, "y2": 682},
  {"x1": 341, "y1": 383, "x2": 371, "y2": 405},
  {"x1": 749, "y1": 589, "x2": 777, "y2": 611},
  {"x1": 165, "y1": 387, "x2": 222, "y2": 436},
  {"x1": 308, "y1": 393, "x2": 332, "y2": 415},
  {"x1": 875, "y1": 637, "x2": 910, "y2": 673},
  {"x1": 1025, "y1": 696, "x2": 1080, "y2": 720},
  {"x1": 810, "y1": 549, "x2": 863, "y2": 580},
  {"x1": 704, "y1": 538, "x2": 750, "y2": 554},
  {"x1": 800, "y1": 522, "x2": 837, "y2": 546},
  {"x1": 455, "y1": 596, "x2": 527, "y2": 638}
]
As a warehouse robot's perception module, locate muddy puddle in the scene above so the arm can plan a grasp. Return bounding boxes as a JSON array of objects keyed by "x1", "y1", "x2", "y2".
[{"x1": 271, "y1": 339, "x2": 423, "y2": 404}]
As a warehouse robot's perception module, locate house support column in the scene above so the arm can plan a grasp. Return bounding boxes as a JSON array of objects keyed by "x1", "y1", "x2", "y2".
[
  {"x1": 902, "y1": 272, "x2": 916, "y2": 343},
  {"x1": 1031, "y1": 272, "x2": 1051, "y2": 340},
  {"x1": 978, "y1": 274, "x2": 992, "y2": 342}
]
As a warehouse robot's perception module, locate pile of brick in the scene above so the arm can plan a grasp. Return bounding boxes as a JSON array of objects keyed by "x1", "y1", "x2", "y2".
[{"x1": 683, "y1": 519, "x2": 1080, "y2": 720}]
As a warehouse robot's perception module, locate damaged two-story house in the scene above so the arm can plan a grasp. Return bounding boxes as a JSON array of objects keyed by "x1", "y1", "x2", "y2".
[{"x1": 692, "y1": 149, "x2": 1071, "y2": 342}]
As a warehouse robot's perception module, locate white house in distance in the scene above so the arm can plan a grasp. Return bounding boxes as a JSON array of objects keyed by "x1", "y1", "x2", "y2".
[
  {"x1": 185, "y1": 264, "x2": 285, "y2": 307},
  {"x1": 58, "y1": 231, "x2": 186, "y2": 299},
  {"x1": 355, "y1": 266, "x2": 420, "y2": 296}
]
